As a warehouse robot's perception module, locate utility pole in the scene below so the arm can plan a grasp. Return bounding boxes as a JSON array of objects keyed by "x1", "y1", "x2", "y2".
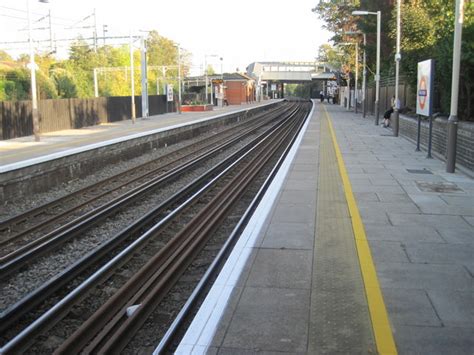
[
  {"x1": 140, "y1": 36, "x2": 149, "y2": 118},
  {"x1": 446, "y1": 0, "x2": 464, "y2": 173},
  {"x1": 48, "y1": 9, "x2": 53, "y2": 52},
  {"x1": 93, "y1": 8, "x2": 97, "y2": 52},
  {"x1": 178, "y1": 45, "x2": 182, "y2": 114},
  {"x1": 130, "y1": 31, "x2": 136, "y2": 123},
  {"x1": 393, "y1": 0, "x2": 402, "y2": 137},
  {"x1": 355, "y1": 41, "x2": 359, "y2": 113},
  {"x1": 27, "y1": 0, "x2": 40, "y2": 142},
  {"x1": 93, "y1": 68, "x2": 98, "y2": 97},
  {"x1": 375, "y1": 11, "x2": 381, "y2": 125},
  {"x1": 362, "y1": 33, "x2": 367, "y2": 118},
  {"x1": 102, "y1": 25, "x2": 108, "y2": 45},
  {"x1": 204, "y1": 56, "x2": 208, "y2": 104}
]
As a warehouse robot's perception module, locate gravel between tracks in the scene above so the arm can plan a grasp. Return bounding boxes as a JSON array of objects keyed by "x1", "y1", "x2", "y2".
[
  {"x1": 0, "y1": 125, "x2": 231, "y2": 223},
  {"x1": 0, "y1": 134, "x2": 258, "y2": 312}
]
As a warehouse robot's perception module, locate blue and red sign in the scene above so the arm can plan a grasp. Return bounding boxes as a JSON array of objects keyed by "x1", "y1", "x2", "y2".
[{"x1": 416, "y1": 59, "x2": 435, "y2": 116}]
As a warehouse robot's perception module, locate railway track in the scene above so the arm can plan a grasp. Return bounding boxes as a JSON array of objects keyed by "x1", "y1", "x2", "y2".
[
  {"x1": 0, "y1": 103, "x2": 286, "y2": 254},
  {"x1": 0, "y1": 103, "x2": 292, "y2": 278},
  {"x1": 0, "y1": 100, "x2": 312, "y2": 354}
]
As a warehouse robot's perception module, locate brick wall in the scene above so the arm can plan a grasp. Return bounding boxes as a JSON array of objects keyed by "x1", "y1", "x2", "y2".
[
  {"x1": 400, "y1": 114, "x2": 474, "y2": 172},
  {"x1": 226, "y1": 81, "x2": 246, "y2": 105}
]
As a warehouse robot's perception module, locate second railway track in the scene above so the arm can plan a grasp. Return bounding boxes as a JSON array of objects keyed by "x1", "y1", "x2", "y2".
[{"x1": 0, "y1": 100, "x2": 312, "y2": 354}]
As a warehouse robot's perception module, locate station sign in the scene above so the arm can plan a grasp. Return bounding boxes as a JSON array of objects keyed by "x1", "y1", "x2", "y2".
[
  {"x1": 416, "y1": 59, "x2": 435, "y2": 116},
  {"x1": 167, "y1": 84, "x2": 174, "y2": 102}
]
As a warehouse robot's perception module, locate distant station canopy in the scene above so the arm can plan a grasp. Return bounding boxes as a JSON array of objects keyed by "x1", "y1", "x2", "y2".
[{"x1": 246, "y1": 61, "x2": 337, "y2": 83}]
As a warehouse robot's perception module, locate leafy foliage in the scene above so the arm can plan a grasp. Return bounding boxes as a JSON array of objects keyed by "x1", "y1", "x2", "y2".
[
  {"x1": 0, "y1": 31, "x2": 190, "y2": 101},
  {"x1": 313, "y1": 0, "x2": 474, "y2": 120}
]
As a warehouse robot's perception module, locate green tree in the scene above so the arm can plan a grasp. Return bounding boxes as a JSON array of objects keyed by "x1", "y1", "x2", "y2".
[
  {"x1": 388, "y1": 0, "x2": 474, "y2": 119},
  {"x1": 51, "y1": 68, "x2": 78, "y2": 98}
]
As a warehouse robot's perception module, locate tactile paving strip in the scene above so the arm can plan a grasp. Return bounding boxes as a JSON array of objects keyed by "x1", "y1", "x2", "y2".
[{"x1": 308, "y1": 110, "x2": 376, "y2": 354}]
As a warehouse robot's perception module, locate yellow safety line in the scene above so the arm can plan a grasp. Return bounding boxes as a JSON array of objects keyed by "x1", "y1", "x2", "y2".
[{"x1": 323, "y1": 105, "x2": 398, "y2": 355}]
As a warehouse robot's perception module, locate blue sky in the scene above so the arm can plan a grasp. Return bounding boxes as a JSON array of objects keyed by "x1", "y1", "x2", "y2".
[{"x1": 0, "y1": 0, "x2": 332, "y2": 74}]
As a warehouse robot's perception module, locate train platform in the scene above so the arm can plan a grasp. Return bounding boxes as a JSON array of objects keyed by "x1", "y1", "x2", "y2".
[
  {"x1": 175, "y1": 100, "x2": 474, "y2": 354},
  {"x1": 0, "y1": 100, "x2": 278, "y2": 170}
]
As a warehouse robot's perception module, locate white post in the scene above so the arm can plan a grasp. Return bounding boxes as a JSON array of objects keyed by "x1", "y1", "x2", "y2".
[
  {"x1": 178, "y1": 46, "x2": 182, "y2": 113},
  {"x1": 204, "y1": 56, "x2": 208, "y2": 104},
  {"x1": 27, "y1": 0, "x2": 40, "y2": 142},
  {"x1": 48, "y1": 9, "x2": 53, "y2": 52},
  {"x1": 446, "y1": 0, "x2": 464, "y2": 173},
  {"x1": 140, "y1": 36, "x2": 149, "y2": 118},
  {"x1": 347, "y1": 76, "x2": 351, "y2": 109},
  {"x1": 93, "y1": 8, "x2": 97, "y2": 53},
  {"x1": 210, "y1": 80, "x2": 214, "y2": 105},
  {"x1": 130, "y1": 31, "x2": 136, "y2": 123},
  {"x1": 362, "y1": 33, "x2": 367, "y2": 117},
  {"x1": 355, "y1": 41, "x2": 359, "y2": 113},
  {"x1": 393, "y1": 0, "x2": 401, "y2": 136},
  {"x1": 162, "y1": 67, "x2": 166, "y2": 95},
  {"x1": 375, "y1": 10, "x2": 381, "y2": 125},
  {"x1": 93, "y1": 68, "x2": 98, "y2": 97}
]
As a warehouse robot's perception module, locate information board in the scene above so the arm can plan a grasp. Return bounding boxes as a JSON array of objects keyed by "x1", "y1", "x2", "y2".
[
  {"x1": 416, "y1": 59, "x2": 435, "y2": 116},
  {"x1": 167, "y1": 84, "x2": 174, "y2": 102}
]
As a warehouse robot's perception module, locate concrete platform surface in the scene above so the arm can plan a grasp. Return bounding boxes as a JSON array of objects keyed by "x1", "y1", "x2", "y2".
[
  {"x1": 174, "y1": 101, "x2": 474, "y2": 354},
  {"x1": 0, "y1": 100, "x2": 278, "y2": 169}
]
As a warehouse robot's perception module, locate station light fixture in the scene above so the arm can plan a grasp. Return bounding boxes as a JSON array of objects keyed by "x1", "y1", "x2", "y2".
[{"x1": 352, "y1": 9, "x2": 381, "y2": 124}]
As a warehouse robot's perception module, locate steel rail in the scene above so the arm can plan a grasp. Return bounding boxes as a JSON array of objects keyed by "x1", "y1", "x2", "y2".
[
  {"x1": 0, "y1": 104, "x2": 286, "y2": 247},
  {"x1": 0, "y1": 104, "x2": 302, "y2": 354},
  {"x1": 154, "y1": 101, "x2": 312, "y2": 353},
  {"x1": 0, "y1": 103, "x2": 298, "y2": 333},
  {"x1": 57, "y1": 103, "x2": 307, "y2": 354},
  {"x1": 0, "y1": 104, "x2": 296, "y2": 278}
]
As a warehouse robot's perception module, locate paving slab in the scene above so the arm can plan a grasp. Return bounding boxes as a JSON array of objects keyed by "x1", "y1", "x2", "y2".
[
  {"x1": 436, "y1": 226, "x2": 474, "y2": 244},
  {"x1": 388, "y1": 213, "x2": 472, "y2": 229},
  {"x1": 176, "y1": 102, "x2": 473, "y2": 355},
  {"x1": 383, "y1": 288, "x2": 442, "y2": 327},
  {"x1": 245, "y1": 248, "x2": 313, "y2": 289},
  {"x1": 368, "y1": 241, "x2": 411, "y2": 263},
  {"x1": 261, "y1": 222, "x2": 314, "y2": 250},
  {"x1": 327, "y1": 103, "x2": 474, "y2": 354},
  {"x1": 405, "y1": 242, "x2": 474, "y2": 265},
  {"x1": 376, "y1": 262, "x2": 472, "y2": 291},
  {"x1": 221, "y1": 287, "x2": 310, "y2": 353},
  {"x1": 278, "y1": 189, "x2": 316, "y2": 205},
  {"x1": 394, "y1": 325, "x2": 474, "y2": 355},
  {"x1": 428, "y1": 290, "x2": 474, "y2": 327},
  {"x1": 271, "y1": 203, "x2": 316, "y2": 224}
]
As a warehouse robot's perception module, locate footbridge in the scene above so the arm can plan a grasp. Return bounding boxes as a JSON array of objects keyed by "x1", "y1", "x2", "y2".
[
  {"x1": 246, "y1": 61, "x2": 338, "y2": 98},
  {"x1": 246, "y1": 61, "x2": 337, "y2": 82}
]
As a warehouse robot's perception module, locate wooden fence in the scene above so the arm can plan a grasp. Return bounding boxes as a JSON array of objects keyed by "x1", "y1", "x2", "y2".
[{"x1": 0, "y1": 95, "x2": 175, "y2": 140}]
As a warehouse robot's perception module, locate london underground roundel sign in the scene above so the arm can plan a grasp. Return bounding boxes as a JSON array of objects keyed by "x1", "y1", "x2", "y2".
[{"x1": 416, "y1": 59, "x2": 434, "y2": 116}]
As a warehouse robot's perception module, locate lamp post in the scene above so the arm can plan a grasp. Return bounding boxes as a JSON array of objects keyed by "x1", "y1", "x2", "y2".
[
  {"x1": 362, "y1": 32, "x2": 367, "y2": 117},
  {"x1": 27, "y1": 0, "x2": 49, "y2": 142},
  {"x1": 204, "y1": 54, "x2": 218, "y2": 104},
  {"x1": 219, "y1": 57, "x2": 223, "y2": 107},
  {"x1": 352, "y1": 10, "x2": 381, "y2": 125},
  {"x1": 129, "y1": 31, "x2": 136, "y2": 123},
  {"x1": 177, "y1": 45, "x2": 182, "y2": 114},
  {"x1": 393, "y1": 0, "x2": 402, "y2": 137},
  {"x1": 345, "y1": 31, "x2": 366, "y2": 116},
  {"x1": 338, "y1": 42, "x2": 358, "y2": 112},
  {"x1": 446, "y1": 0, "x2": 464, "y2": 173}
]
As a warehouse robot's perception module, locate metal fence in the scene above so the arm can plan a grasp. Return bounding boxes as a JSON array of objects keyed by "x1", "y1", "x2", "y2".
[{"x1": 0, "y1": 95, "x2": 175, "y2": 140}]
